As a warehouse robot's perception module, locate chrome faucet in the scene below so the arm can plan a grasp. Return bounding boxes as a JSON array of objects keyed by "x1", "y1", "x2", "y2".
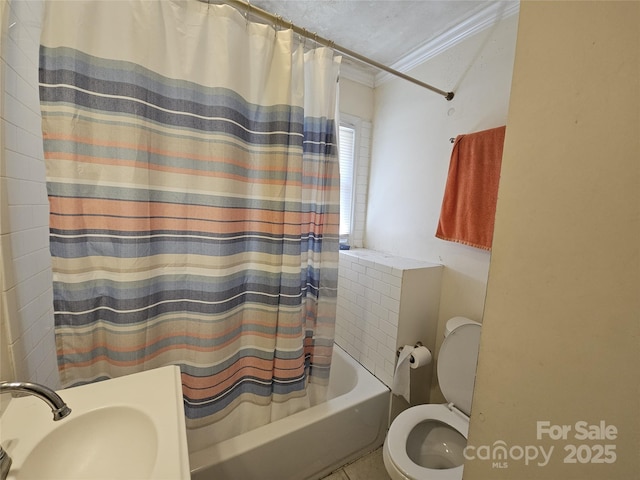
[
  {"x1": 0, "y1": 382, "x2": 71, "y2": 420},
  {"x1": 0, "y1": 381, "x2": 72, "y2": 480}
]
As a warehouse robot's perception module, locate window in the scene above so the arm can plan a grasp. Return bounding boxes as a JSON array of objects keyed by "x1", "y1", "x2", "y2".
[
  {"x1": 337, "y1": 114, "x2": 371, "y2": 249},
  {"x1": 338, "y1": 124, "x2": 356, "y2": 241}
]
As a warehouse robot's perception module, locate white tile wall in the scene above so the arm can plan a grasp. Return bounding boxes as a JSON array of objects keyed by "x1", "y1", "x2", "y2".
[
  {"x1": 1, "y1": 0, "x2": 59, "y2": 388},
  {"x1": 335, "y1": 249, "x2": 442, "y2": 398}
]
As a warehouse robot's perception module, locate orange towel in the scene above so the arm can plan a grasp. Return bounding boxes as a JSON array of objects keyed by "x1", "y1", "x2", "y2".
[{"x1": 435, "y1": 125, "x2": 506, "y2": 251}]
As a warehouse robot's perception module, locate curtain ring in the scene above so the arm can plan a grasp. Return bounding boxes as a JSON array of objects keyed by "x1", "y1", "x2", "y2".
[{"x1": 274, "y1": 15, "x2": 283, "y2": 38}]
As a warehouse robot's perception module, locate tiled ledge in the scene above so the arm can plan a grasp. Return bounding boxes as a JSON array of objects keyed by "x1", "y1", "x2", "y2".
[{"x1": 335, "y1": 249, "x2": 442, "y2": 401}]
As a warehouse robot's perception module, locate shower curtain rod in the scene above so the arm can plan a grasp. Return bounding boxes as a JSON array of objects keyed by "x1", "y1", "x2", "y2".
[{"x1": 204, "y1": 0, "x2": 455, "y2": 101}]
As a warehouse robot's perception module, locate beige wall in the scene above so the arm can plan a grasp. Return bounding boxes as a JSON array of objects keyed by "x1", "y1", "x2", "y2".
[
  {"x1": 339, "y1": 76, "x2": 374, "y2": 121},
  {"x1": 466, "y1": 1, "x2": 639, "y2": 478},
  {"x1": 367, "y1": 12, "x2": 518, "y2": 401}
]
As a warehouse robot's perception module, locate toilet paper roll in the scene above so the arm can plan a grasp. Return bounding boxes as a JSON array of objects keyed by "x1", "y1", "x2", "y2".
[
  {"x1": 409, "y1": 345, "x2": 433, "y2": 369},
  {"x1": 392, "y1": 345, "x2": 414, "y2": 403}
]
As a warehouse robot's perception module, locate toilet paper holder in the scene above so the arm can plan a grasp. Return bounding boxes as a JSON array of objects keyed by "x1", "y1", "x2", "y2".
[{"x1": 396, "y1": 342, "x2": 423, "y2": 363}]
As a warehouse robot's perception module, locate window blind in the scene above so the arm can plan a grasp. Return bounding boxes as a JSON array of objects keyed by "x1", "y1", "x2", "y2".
[{"x1": 338, "y1": 125, "x2": 356, "y2": 238}]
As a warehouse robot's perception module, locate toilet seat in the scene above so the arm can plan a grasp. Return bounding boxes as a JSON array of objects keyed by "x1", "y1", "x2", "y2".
[
  {"x1": 437, "y1": 324, "x2": 481, "y2": 416},
  {"x1": 385, "y1": 404, "x2": 469, "y2": 480}
]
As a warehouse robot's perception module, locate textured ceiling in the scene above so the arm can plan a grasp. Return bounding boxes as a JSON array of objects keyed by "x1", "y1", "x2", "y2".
[{"x1": 249, "y1": 1, "x2": 495, "y2": 71}]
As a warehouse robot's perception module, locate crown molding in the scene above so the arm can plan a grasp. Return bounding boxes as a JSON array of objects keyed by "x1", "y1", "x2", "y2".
[
  {"x1": 374, "y1": 0, "x2": 520, "y2": 87},
  {"x1": 339, "y1": 61, "x2": 376, "y2": 88}
]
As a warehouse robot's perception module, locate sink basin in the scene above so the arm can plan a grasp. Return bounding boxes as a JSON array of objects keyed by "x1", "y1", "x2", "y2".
[
  {"x1": 20, "y1": 407, "x2": 158, "y2": 479},
  {"x1": 0, "y1": 366, "x2": 189, "y2": 479}
]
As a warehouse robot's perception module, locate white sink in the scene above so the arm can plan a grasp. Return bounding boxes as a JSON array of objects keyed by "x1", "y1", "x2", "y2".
[
  {"x1": 20, "y1": 407, "x2": 157, "y2": 479},
  {"x1": 0, "y1": 366, "x2": 190, "y2": 479}
]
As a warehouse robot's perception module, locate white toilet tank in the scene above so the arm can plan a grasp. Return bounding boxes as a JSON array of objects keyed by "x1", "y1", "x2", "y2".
[{"x1": 444, "y1": 316, "x2": 481, "y2": 337}]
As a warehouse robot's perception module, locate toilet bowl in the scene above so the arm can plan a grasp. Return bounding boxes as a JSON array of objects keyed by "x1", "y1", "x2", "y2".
[{"x1": 383, "y1": 319, "x2": 481, "y2": 480}]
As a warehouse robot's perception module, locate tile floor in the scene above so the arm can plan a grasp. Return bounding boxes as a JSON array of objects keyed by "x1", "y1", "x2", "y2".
[{"x1": 321, "y1": 447, "x2": 390, "y2": 480}]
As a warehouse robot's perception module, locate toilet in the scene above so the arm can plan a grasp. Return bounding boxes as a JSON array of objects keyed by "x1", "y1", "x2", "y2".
[{"x1": 383, "y1": 317, "x2": 482, "y2": 480}]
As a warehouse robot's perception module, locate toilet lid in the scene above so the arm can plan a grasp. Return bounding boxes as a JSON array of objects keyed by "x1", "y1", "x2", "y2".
[{"x1": 437, "y1": 324, "x2": 481, "y2": 416}]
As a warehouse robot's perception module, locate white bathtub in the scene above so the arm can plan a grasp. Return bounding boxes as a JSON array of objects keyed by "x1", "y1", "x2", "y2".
[{"x1": 189, "y1": 343, "x2": 390, "y2": 480}]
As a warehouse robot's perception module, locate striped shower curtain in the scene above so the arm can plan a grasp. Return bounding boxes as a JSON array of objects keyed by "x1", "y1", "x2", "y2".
[{"x1": 39, "y1": 0, "x2": 340, "y2": 437}]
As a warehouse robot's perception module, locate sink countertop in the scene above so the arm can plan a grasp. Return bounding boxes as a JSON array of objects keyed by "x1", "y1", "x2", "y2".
[{"x1": 0, "y1": 365, "x2": 190, "y2": 480}]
